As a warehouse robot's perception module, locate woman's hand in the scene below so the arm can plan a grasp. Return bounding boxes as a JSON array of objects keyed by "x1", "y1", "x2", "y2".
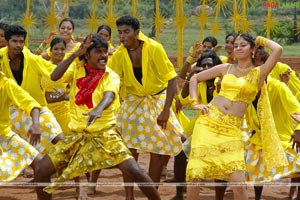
[{"x1": 191, "y1": 103, "x2": 210, "y2": 114}]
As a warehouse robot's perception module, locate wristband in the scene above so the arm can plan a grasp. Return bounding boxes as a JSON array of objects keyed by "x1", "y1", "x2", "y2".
[
  {"x1": 186, "y1": 56, "x2": 197, "y2": 64},
  {"x1": 256, "y1": 36, "x2": 268, "y2": 47},
  {"x1": 190, "y1": 98, "x2": 199, "y2": 107}
]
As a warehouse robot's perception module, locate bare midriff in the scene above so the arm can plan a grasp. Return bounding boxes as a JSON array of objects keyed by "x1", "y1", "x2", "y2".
[{"x1": 211, "y1": 95, "x2": 248, "y2": 118}]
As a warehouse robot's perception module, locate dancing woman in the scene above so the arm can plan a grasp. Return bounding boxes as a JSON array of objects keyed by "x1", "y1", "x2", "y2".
[{"x1": 186, "y1": 33, "x2": 283, "y2": 200}]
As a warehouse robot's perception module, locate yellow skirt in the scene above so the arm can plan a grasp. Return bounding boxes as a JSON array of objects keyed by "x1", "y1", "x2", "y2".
[
  {"x1": 44, "y1": 126, "x2": 132, "y2": 193},
  {"x1": 116, "y1": 92, "x2": 183, "y2": 156},
  {"x1": 245, "y1": 142, "x2": 300, "y2": 183},
  {"x1": 10, "y1": 106, "x2": 62, "y2": 153},
  {"x1": 0, "y1": 131, "x2": 39, "y2": 182},
  {"x1": 186, "y1": 104, "x2": 245, "y2": 181}
]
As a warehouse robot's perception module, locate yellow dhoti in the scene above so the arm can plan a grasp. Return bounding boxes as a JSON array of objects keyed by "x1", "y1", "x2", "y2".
[{"x1": 44, "y1": 127, "x2": 132, "y2": 193}]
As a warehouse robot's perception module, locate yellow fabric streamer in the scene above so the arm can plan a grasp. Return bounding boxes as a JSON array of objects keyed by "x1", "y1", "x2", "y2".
[{"x1": 257, "y1": 83, "x2": 288, "y2": 171}]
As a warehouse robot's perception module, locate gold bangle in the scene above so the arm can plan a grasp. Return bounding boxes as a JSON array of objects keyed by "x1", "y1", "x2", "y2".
[
  {"x1": 190, "y1": 98, "x2": 199, "y2": 107},
  {"x1": 256, "y1": 36, "x2": 268, "y2": 47}
]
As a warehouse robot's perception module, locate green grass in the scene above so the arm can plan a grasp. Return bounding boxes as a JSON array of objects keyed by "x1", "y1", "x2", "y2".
[{"x1": 280, "y1": 44, "x2": 300, "y2": 56}]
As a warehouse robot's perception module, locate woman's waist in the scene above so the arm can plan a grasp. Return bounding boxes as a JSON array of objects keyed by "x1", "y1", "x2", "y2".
[
  {"x1": 205, "y1": 103, "x2": 243, "y2": 128},
  {"x1": 211, "y1": 96, "x2": 248, "y2": 118}
]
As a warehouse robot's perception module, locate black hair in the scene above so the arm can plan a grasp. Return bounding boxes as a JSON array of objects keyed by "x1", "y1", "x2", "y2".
[
  {"x1": 5, "y1": 25, "x2": 27, "y2": 41},
  {"x1": 59, "y1": 17, "x2": 75, "y2": 30},
  {"x1": 196, "y1": 49, "x2": 222, "y2": 67},
  {"x1": 50, "y1": 37, "x2": 66, "y2": 50},
  {"x1": 233, "y1": 33, "x2": 255, "y2": 48},
  {"x1": 202, "y1": 36, "x2": 218, "y2": 47},
  {"x1": 97, "y1": 25, "x2": 112, "y2": 36},
  {"x1": 255, "y1": 46, "x2": 270, "y2": 63},
  {"x1": 80, "y1": 34, "x2": 108, "y2": 61},
  {"x1": 225, "y1": 32, "x2": 238, "y2": 40},
  {"x1": 116, "y1": 15, "x2": 140, "y2": 31}
]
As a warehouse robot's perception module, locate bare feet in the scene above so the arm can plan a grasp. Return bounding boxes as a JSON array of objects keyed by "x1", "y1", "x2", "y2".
[
  {"x1": 86, "y1": 186, "x2": 96, "y2": 195},
  {"x1": 76, "y1": 186, "x2": 89, "y2": 200},
  {"x1": 170, "y1": 194, "x2": 184, "y2": 200},
  {"x1": 289, "y1": 186, "x2": 298, "y2": 200},
  {"x1": 23, "y1": 168, "x2": 34, "y2": 178}
]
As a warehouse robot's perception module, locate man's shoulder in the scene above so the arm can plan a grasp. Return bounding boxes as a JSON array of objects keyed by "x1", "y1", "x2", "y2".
[{"x1": 105, "y1": 66, "x2": 120, "y2": 78}]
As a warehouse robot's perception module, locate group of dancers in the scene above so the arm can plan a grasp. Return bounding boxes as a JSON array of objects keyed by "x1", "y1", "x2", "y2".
[{"x1": 0, "y1": 14, "x2": 299, "y2": 200}]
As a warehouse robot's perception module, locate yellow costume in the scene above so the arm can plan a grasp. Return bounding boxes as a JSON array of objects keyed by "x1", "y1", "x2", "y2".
[
  {"x1": 40, "y1": 44, "x2": 81, "y2": 134},
  {"x1": 0, "y1": 72, "x2": 41, "y2": 182},
  {"x1": 186, "y1": 67, "x2": 261, "y2": 181},
  {"x1": 219, "y1": 55, "x2": 228, "y2": 64},
  {"x1": 245, "y1": 77, "x2": 300, "y2": 182},
  {"x1": 44, "y1": 61, "x2": 132, "y2": 193},
  {"x1": 179, "y1": 81, "x2": 217, "y2": 156},
  {"x1": 108, "y1": 32, "x2": 183, "y2": 156},
  {"x1": 0, "y1": 46, "x2": 62, "y2": 153},
  {"x1": 270, "y1": 62, "x2": 300, "y2": 101}
]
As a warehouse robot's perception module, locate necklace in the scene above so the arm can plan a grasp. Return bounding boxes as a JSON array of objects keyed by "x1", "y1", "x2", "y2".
[
  {"x1": 128, "y1": 41, "x2": 141, "y2": 51},
  {"x1": 236, "y1": 64, "x2": 253, "y2": 73}
]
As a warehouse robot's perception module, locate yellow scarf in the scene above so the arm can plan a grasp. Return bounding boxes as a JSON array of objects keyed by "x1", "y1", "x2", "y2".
[{"x1": 256, "y1": 83, "x2": 288, "y2": 171}]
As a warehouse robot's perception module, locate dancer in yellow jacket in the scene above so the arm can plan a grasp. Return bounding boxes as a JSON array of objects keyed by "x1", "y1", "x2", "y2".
[
  {"x1": 0, "y1": 25, "x2": 63, "y2": 153},
  {"x1": 108, "y1": 15, "x2": 183, "y2": 198},
  {"x1": 0, "y1": 71, "x2": 43, "y2": 183},
  {"x1": 34, "y1": 34, "x2": 161, "y2": 200}
]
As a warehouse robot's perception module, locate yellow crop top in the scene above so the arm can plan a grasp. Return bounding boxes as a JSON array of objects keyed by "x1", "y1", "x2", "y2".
[{"x1": 218, "y1": 65, "x2": 260, "y2": 105}]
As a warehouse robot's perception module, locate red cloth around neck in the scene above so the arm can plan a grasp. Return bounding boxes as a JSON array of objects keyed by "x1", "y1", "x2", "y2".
[{"x1": 75, "y1": 63, "x2": 105, "y2": 108}]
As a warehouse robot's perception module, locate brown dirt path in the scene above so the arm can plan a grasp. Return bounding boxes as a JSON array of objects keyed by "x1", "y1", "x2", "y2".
[{"x1": 0, "y1": 153, "x2": 294, "y2": 200}]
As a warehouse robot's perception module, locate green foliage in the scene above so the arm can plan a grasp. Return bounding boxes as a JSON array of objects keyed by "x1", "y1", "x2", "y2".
[
  {"x1": 69, "y1": 2, "x2": 89, "y2": 19},
  {"x1": 257, "y1": 18, "x2": 297, "y2": 45}
]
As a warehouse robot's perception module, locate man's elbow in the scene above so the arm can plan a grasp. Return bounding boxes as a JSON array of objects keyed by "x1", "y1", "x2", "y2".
[{"x1": 50, "y1": 73, "x2": 58, "y2": 81}]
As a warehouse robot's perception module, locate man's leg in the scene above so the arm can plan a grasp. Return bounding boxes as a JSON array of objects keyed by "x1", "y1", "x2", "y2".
[
  {"x1": 121, "y1": 148, "x2": 139, "y2": 200},
  {"x1": 118, "y1": 158, "x2": 161, "y2": 200},
  {"x1": 149, "y1": 153, "x2": 164, "y2": 186},
  {"x1": 161, "y1": 155, "x2": 170, "y2": 176},
  {"x1": 215, "y1": 180, "x2": 227, "y2": 200},
  {"x1": 171, "y1": 151, "x2": 187, "y2": 200},
  {"x1": 34, "y1": 155, "x2": 56, "y2": 200},
  {"x1": 254, "y1": 185, "x2": 263, "y2": 200},
  {"x1": 87, "y1": 170, "x2": 101, "y2": 195},
  {"x1": 291, "y1": 177, "x2": 300, "y2": 200}
]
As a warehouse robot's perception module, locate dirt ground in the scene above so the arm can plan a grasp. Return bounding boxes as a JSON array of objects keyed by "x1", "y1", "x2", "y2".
[{"x1": 0, "y1": 153, "x2": 295, "y2": 200}]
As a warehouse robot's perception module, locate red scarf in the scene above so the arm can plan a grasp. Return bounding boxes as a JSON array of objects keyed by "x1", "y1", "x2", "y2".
[{"x1": 75, "y1": 63, "x2": 105, "y2": 108}]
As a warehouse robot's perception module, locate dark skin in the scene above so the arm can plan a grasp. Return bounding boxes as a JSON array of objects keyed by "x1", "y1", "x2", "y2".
[
  {"x1": 38, "y1": 35, "x2": 161, "y2": 200},
  {"x1": 29, "y1": 108, "x2": 41, "y2": 146},
  {"x1": 117, "y1": 24, "x2": 177, "y2": 198},
  {"x1": 7, "y1": 34, "x2": 63, "y2": 145},
  {"x1": 28, "y1": 107, "x2": 43, "y2": 176},
  {"x1": 172, "y1": 59, "x2": 215, "y2": 200}
]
